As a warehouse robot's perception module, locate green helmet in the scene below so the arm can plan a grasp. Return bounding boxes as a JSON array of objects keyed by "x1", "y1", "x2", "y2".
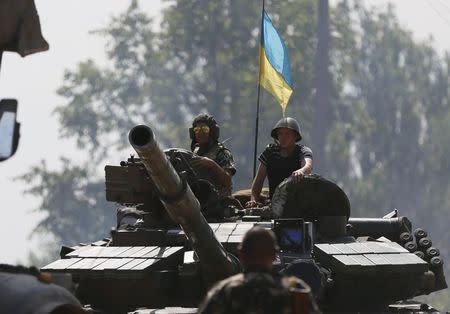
[{"x1": 271, "y1": 117, "x2": 302, "y2": 142}]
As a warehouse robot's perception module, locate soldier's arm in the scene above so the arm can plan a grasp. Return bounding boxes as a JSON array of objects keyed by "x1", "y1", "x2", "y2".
[
  {"x1": 250, "y1": 163, "x2": 267, "y2": 203},
  {"x1": 191, "y1": 155, "x2": 232, "y2": 191},
  {"x1": 299, "y1": 146, "x2": 313, "y2": 175},
  {"x1": 197, "y1": 281, "x2": 229, "y2": 314},
  {"x1": 212, "y1": 148, "x2": 236, "y2": 191},
  {"x1": 291, "y1": 157, "x2": 313, "y2": 183},
  {"x1": 210, "y1": 160, "x2": 233, "y2": 190},
  {"x1": 300, "y1": 157, "x2": 313, "y2": 175}
]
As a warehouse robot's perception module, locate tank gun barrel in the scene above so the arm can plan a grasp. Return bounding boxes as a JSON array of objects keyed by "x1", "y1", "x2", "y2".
[{"x1": 128, "y1": 125, "x2": 239, "y2": 284}]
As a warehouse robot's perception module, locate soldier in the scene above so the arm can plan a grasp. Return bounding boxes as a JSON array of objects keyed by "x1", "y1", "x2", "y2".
[
  {"x1": 198, "y1": 227, "x2": 319, "y2": 314},
  {"x1": 247, "y1": 117, "x2": 313, "y2": 206},
  {"x1": 189, "y1": 113, "x2": 236, "y2": 197},
  {"x1": 0, "y1": 264, "x2": 88, "y2": 314}
]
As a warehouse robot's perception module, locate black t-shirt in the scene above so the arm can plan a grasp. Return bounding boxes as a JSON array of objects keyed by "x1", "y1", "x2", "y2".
[{"x1": 259, "y1": 143, "x2": 313, "y2": 198}]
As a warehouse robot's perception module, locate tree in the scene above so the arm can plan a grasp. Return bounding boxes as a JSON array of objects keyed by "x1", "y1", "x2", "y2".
[
  {"x1": 330, "y1": 2, "x2": 450, "y2": 308},
  {"x1": 17, "y1": 158, "x2": 114, "y2": 244}
]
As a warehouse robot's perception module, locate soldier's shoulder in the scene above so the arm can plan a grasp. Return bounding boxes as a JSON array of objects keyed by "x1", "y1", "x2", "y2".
[
  {"x1": 209, "y1": 273, "x2": 244, "y2": 290},
  {"x1": 218, "y1": 273, "x2": 245, "y2": 288},
  {"x1": 203, "y1": 273, "x2": 244, "y2": 301},
  {"x1": 296, "y1": 143, "x2": 312, "y2": 155},
  {"x1": 282, "y1": 275, "x2": 308, "y2": 289},
  {"x1": 297, "y1": 143, "x2": 311, "y2": 150},
  {"x1": 198, "y1": 273, "x2": 246, "y2": 314}
]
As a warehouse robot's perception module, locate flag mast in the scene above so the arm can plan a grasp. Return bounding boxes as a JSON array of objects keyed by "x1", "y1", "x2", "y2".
[{"x1": 253, "y1": 0, "x2": 265, "y2": 179}]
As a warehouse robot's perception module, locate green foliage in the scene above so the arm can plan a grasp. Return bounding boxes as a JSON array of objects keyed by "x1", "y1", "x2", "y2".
[
  {"x1": 331, "y1": 2, "x2": 450, "y2": 218},
  {"x1": 54, "y1": 1, "x2": 158, "y2": 155},
  {"x1": 329, "y1": 3, "x2": 450, "y2": 308},
  {"x1": 26, "y1": 239, "x2": 60, "y2": 268},
  {"x1": 17, "y1": 158, "x2": 114, "y2": 246}
]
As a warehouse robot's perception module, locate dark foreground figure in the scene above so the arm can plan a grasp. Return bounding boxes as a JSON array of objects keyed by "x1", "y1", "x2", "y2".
[
  {"x1": 0, "y1": 264, "x2": 87, "y2": 314},
  {"x1": 198, "y1": 227, "x2": 319, "y2": 314}
]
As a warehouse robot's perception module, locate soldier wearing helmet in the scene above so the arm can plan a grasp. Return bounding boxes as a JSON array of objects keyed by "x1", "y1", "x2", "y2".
[
  {"x1": 247, "y1": 117, "x2": 313, "y2": 205},
  {"x1": 189, "y1": 113, "x2": 236, "y2": 197}
]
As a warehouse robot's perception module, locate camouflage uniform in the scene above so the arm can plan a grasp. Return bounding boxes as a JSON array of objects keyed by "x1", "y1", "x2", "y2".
[
  {"x1": 193, "y1": 141, "x2": 236, "y2": 197},
  {"x1": 198, "y1": 270, "x2": 314, "y2": 314}
]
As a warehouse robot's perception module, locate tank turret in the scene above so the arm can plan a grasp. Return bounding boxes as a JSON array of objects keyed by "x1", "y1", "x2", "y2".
[{"x1": 127, "y1": 124, "x2": 240, "y2": 284}]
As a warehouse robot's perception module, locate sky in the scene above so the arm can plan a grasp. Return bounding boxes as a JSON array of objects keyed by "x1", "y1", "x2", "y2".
[{"x1": 0, "y1": 0, "x2": 449, "y2": 264}]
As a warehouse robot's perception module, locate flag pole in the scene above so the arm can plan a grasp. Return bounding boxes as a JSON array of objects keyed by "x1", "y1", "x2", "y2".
[{"x1": 253, "y1": 0, "x2": 265, "y2": 179}]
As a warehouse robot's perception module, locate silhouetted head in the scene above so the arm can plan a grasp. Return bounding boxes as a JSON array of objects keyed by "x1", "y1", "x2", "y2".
[{"x1": 238, "y1": 227, "x2": 279, "y2": 271}]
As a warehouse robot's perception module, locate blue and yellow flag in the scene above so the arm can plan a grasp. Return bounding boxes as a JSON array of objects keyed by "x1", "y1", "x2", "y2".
[{"x1": 259, "y1": 10, "x2": 293, "y2": 115}]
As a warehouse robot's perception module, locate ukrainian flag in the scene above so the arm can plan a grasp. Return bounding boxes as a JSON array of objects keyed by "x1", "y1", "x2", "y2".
[{"x1": 259, "y1": 10, "x2": 293, "y2": 114}]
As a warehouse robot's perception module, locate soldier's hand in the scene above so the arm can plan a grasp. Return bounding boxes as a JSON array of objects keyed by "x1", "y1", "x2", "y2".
[
  {"x1": 191, "y1": 156, "x2": 215, "y2": 169},
  {"x1": 291, "y1": 169, "x2": 305, "y2": 183},
  {"x1": 245, "y1": 200, "x2": 263, "y2": 208}
]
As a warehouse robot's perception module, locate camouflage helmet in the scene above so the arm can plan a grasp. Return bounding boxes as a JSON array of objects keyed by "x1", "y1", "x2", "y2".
[
  {"x1": 271, "y1": 117, "x2": 302, "y2": 142},
  {"x1": 238, "y1": 227, "x2": 279, "y2": 256}
]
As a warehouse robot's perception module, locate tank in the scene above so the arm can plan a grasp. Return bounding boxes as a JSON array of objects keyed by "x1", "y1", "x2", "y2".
[{"x1": 42, "y1": 124, "x2": 447, "y2": 313}]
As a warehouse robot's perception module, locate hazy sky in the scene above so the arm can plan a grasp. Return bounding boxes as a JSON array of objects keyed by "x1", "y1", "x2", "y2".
[{"x1": 1, "y1": 0, "x2": 449, "y2": 264}]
